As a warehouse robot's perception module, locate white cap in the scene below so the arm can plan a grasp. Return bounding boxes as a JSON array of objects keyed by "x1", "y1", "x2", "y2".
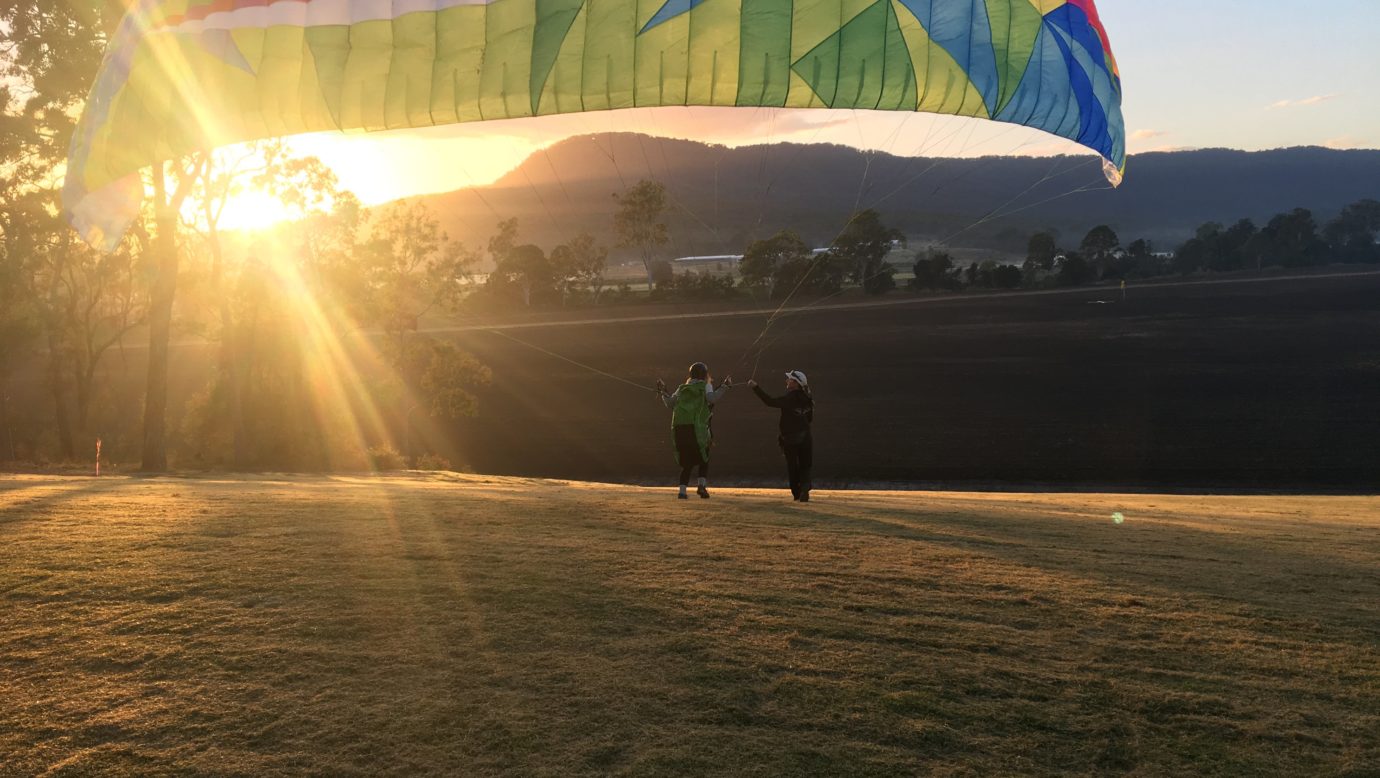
[{"x1": 785, "y1": 370, "x2": 808, "y2": 387}]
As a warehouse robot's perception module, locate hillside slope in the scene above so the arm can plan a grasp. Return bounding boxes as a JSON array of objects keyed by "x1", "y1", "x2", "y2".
[{"x1": 423, "y1": 135, "x2": 1380, "y2": 252}]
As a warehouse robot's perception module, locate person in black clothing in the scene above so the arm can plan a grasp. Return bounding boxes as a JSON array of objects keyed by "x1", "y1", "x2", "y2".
[{"x1": 748, "y1": 370, "x2": 815, "y2": 502}]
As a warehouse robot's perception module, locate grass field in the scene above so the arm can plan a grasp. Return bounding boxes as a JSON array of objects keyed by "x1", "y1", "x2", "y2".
[{"x1": 3, "y1": 474, "x2": 1378, "y2": 775}]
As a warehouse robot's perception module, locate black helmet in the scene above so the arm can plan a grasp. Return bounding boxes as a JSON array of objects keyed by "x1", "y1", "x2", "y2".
[{"x1": 688, "y1": 362, "x2": 708, "y2": 380}]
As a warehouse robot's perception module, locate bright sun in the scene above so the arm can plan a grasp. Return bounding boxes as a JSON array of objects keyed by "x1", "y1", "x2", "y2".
[
  {"x1": 180, "y1": 130, "x2": 539, "y2": 235},
  {"x1": 215, "y1": 187, "x2": 296, "y2": 233}
]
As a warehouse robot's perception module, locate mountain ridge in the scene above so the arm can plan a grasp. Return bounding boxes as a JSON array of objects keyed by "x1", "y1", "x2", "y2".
[{"x1": 417, "y1": 135, "x2": 1380, "y2": 256}]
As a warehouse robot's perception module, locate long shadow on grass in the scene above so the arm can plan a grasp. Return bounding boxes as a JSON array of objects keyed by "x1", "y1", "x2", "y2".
[
  {"x1": 799, "y1": 500, "x2": 1380, "y2": 636},
  {"x1": 447, "y1": 499, "x2": 1021, "y2": 772},
  {"x1": 0, "y1": 477, "x2": 130, "y2": 526},
  {"x1": 379, "y1": 492, "x2": 961, "y2": 775},
  {"x1": 360, "y1": 487, "x2": 1380, "y2": 775},
  {"x1": 244, "y1": 485, "x2": 737, "y2": 774}
]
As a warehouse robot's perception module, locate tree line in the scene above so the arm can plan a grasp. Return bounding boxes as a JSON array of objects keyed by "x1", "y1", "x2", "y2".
[
  {"x1": 907, "y1": 200, "x2": 1380, "y2": 294},
  {"x1": 475, "y1": 193, "x2": 911, "y2": 306}
]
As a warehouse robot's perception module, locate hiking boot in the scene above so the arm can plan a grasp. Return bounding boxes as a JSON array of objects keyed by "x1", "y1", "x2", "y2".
[{"x1": 697, "y1": 485, "x2": 710, "y2": 499}]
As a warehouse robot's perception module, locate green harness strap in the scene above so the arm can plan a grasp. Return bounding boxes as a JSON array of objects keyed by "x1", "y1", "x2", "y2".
[{"x1": 671, "y1": 382, "x2": 712, "y2": 465}]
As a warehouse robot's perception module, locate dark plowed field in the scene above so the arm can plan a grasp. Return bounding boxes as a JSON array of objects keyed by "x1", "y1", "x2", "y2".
[{"x1": 442, "y1": 273, "x2": 1380, "y2": 488}]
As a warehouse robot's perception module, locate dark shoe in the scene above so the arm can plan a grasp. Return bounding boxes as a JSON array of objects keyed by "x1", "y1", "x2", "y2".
[
  {"x1": 799, "y1": 493, "x2": 810, "y2": 503},
  {"x1": 697, "y1": 485, "x2": 710, "y2": 499},
  {"x1": 678, "y1": 492, "x2": 689, "y2": 500}
]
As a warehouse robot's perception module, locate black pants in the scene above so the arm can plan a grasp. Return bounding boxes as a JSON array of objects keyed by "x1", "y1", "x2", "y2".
[
  {"x1": 782, "y1": 436, "x2": 813, "y2": 499},
  {"x1": 674, "y1": 425, "x2": 708, "y2": 485}
]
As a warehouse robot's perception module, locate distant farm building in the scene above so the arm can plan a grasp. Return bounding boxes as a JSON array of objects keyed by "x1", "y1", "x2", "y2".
[
  {"x1": 672, "y1": 254, "x2": 743, "y2": 274},
  {"x1": 671, "y1": 248, "x2": 840, "y2": 276}
]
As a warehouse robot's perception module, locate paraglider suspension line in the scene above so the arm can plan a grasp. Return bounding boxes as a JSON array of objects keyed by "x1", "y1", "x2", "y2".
[{"x1": 486, "y1": 328, "x2": 657, "y2": 393}]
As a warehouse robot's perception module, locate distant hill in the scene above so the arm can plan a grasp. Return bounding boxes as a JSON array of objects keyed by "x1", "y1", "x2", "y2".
[{"x1": 420, "y1": 135, "x2": 1380, "y2": 259}]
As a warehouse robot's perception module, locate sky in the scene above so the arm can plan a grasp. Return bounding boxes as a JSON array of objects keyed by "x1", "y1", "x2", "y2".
[{"x1": 272, "y1": 0, "x2": 1380, "y2": 207}]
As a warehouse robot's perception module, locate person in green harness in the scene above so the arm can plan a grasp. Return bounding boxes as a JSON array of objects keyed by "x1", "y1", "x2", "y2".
[{"x1": 657, "y1": 362, "x2": 734, "y2": 499}]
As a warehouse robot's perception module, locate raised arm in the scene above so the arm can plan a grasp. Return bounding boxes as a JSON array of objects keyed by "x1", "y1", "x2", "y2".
[
  {"x1": 752, "y1": 384, "x2": 785, "y2": 408},
  {"x1": 705, "y1": 377, "x2": 734, "y2": 404},
  {"x1": 659, "y1": 382, "x2": 680, "y2": 409}
]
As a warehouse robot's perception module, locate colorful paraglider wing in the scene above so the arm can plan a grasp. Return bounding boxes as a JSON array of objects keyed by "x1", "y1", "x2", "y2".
[{"x1": 64, "y1": 0, "x2": 1125, "y2": 248}]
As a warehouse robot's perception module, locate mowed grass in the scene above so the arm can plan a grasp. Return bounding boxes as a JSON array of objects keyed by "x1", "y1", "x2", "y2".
[{"x1": 2, "y1": 475, "x2": 1378, "y2": 776}]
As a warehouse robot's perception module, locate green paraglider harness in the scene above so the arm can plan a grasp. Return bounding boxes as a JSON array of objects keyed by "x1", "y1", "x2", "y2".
[{"x1": 671, "y1": 381, "x2": 713, "y2": 465}]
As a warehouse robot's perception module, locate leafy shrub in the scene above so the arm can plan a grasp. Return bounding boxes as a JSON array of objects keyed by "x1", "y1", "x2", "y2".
[
  {"x1": 413, "y1": 453, "x2": 452, "y2": 471},
  {"x1": 649, "y1": 258, "x2": 675, "y2": 287},
  {"x1": 651, "y1": 273, "x2": 739, "y2": 301},
  {"x1": 771, "y1": 253, "x2": 850, "y2": 300},
  {"x1": 368, "y1": 445, "x2": 406, "y2": 472},
  {"x1": 910, "y1": 251, "x2": 962, "y2": 291}
]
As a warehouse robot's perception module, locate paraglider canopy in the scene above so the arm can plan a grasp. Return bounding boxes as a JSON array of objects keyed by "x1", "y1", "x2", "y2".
[{"x1": 64, "y1": 0, "x2": 1125, "y2": 248}]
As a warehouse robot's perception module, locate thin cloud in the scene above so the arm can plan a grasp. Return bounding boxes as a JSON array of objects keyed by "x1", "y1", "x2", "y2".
[
  {"x1": 1268, "y1": 94, "x2": 1340, "y2": 110},
  {"x1": 1131, "y1": 129, "x2": 1168, "y2": 140}
]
